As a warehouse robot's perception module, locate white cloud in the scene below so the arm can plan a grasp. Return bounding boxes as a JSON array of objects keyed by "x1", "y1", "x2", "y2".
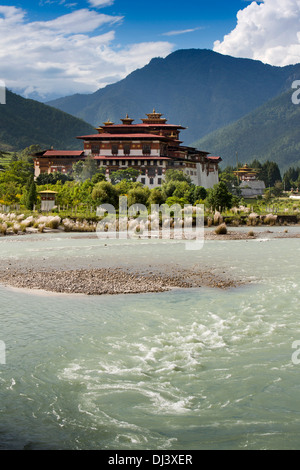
[
  {"x1": 162, "y1": 27, "x2": 203, "y2": 37},
  {"x1": 0, "y1": 5, "x2": 173, "y2": 100},
  {"x1": 88, "y1": 0, "x2": 115, "y2": 7},
  {"x1": 214, "y1": 0, "x2": 300, "y2": 66}
]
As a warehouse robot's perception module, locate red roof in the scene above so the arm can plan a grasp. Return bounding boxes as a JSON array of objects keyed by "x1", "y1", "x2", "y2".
[
  {"x1": 43, "y1": 150, "x2": 84, "y2": 157},
  {"x1": 77, "y1": 133, "x2": 170, "y2": 140},
  {"x1": 100, "y1": 124, "x2": 185, "y2": 129},
  {"x1": 207, "y1": 156, "x2": 222, "y2": 161}
]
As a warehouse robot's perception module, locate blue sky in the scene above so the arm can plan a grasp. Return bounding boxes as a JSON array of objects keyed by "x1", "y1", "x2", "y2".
[
  {"x1": 15, "y1": 0, "x2": 245, "y2": 50},
  {"x1": 0, "y1": 0, "x2": 300, "y2": 101}
]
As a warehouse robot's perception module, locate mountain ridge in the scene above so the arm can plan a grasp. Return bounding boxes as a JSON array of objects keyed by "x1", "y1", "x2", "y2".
[
  {"x1": 47, "y1": 49, "x2": 300, "y2": 145},
  {"x1": 0, "y1": 90, "x2": 95, "y2": 152},
  {"x1": 193, "y1": 90, "x2": 300, "y2": 172}
]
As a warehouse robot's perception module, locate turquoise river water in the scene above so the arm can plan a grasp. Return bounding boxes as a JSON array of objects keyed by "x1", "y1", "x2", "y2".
[{"x1": 0, "y1": 229, "x2": 300, "y2": 450}]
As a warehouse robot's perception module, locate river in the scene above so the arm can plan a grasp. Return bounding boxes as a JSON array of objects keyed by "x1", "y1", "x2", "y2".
[{"x1": 0, "y1": 229, "x2": 299, "y2": 450}]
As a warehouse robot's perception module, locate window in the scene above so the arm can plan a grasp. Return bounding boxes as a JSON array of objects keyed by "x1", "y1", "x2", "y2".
[
  {"x1": 141, "y1": 177, "x2": 145, "y2": 184},
  {"x1": 112, "y1": 144, "x2": 119, "y2": 155},
  {"x1": 149, "y1": 177, "x2": 154, "y2": 185},
  {"x1": 142, "y1": 144, "x2": 151, "y2": 155},
  {"x1": 91, "y1": 144, "x2": 100, "y2": 154},
  {"x1": 123, "y1": 143, "x2": 130, "y2": 155},
  {"x1": 158, "y1": 178, "x2": 162, "y2": 185}
]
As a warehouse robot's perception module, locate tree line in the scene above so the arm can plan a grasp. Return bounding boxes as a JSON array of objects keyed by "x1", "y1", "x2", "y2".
[{"x1": 0, "y1": 146, "x2": 298, "y2": 211}]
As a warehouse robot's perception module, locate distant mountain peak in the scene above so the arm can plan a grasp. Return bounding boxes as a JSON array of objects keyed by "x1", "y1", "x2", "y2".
[{"x1": 47, "y1": 48, "x2": 300, "y2": 147}]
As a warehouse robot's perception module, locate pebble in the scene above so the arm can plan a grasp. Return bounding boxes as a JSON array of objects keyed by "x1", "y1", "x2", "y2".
[{"x1": 0, "y1": 265, "x2": 240, "y2": 296}]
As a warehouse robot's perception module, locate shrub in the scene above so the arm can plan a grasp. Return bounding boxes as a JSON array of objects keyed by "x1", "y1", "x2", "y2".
[
  {"x1": 46, "y1": 216, "x2": 61, "y2": 229},
  {"x1": 213, "y1": 211, "x2": 223, "y2": 225},
  {"x1": 264, "y1": 213, "x2": 277, "y2": 225},
  {"x1": 165, "y1": 196, "x2": 190, "y2": 208},
  {"x1": 248, "y1": 212, "x2": 259, "y2": 226},
  {"x1": 0, "y1": 223, "x2": 7, "y2": 235},
  {"x1": 214, "y1": 223, "x2": 227, "y2": 235}
]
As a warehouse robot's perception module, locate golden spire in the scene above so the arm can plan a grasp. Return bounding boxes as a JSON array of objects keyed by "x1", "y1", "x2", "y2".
[
  {"x1": 142, "y1": 109, "x2": 167, "y2": 124},
  {"x1": 121, "y1": 114, "x2": 134, "y2": 125},
  {"x1": 103, "y1": 119, "x2": 114, "y2": 126}
]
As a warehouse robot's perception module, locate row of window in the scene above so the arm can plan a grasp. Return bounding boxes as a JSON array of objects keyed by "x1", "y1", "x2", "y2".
[
  {"x1": 140, "y1": 177, "x2": 162, "y2": 185},
  {"x1": 100, "y1": 160, "x2": 164, "y2": 167},
  {"x1": 92, "y1": 144, "x2": 152, "y2": 155}
]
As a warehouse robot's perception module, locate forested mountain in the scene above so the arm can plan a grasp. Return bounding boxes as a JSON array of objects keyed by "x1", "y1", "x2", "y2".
[
  {"x1": 0, "y1": 90, "x2": 95, "y2": 151},
  {"x1": 193, "y1": 90, "x2": 300, "y2": 172},
  {"x1": 48, "y1": 49, "x2": 300, "y2": 145},
  {"x1": 2, "y1": 49, "x2": 300, "y2": 171}
]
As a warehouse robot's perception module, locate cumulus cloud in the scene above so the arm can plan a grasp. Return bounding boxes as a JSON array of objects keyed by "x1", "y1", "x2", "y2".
[
  {"x1": 214, "y1": 0, "x2": 300, "y2": 66},
  {"x1": 0, "y1": 5, "x2": 173, "y2": 100}
]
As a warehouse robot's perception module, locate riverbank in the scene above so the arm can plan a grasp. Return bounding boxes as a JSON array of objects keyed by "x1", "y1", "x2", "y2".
[
  {"x1": 1, "y1": 225, "x2": 300, "y2": 240},
  {"x1": 0, "y1": 211, "x2": 299, "y2": 238}
]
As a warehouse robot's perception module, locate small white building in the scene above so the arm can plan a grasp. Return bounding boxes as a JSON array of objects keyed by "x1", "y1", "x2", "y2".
[{"x1": 39, "y1": 190, "x2": 57, "y2": 212}]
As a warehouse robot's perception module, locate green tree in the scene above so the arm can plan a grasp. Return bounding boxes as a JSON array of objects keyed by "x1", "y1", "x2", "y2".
[
  {"x1": 0, "y1": 161, "x2": 33, "y2": 186},
  {"x1": 91, "y1": 171, "x2": 106, "y2": 184},
  {"x1": 164, "y1": 169, "x2": 192, "y2": 184},
  {"x1": 110, "y1": 168, "x2": 140, "y2": 185},
  {"x1": 172, "y1": 181, "x2": 193, "y2": 201},
  {"x1": 10, "y1": 153, "x2": 19, "y2": 162},
  {"x1": 20, "y1": 144, "x2": 43, "y2": 163},
  {"x1": 147, "y1": 188, "x2": 166, "y2": 206},
  {"x1": 127, "y1": 186, "x2": 150, "y2": 207},
  {"x1": 0, "y1": 182, "x2": 22, "y2": 205},
  {"x1": 283, "y1": 167, "x2": 300, "y2": 191},
  {"x1": 220, "y1": 170, "x2": 239, "y2": 191},
  {"x1": 91, "y1": 181, "x2": 119, "y2": 207},
  {"x1": 260, "y1": 161, "x2": 282, "y2": 187},
  {"x1": 36, "y1": 172, "x2": 74, "y2": 185},
  {"x1": 165, "y1": 196, "x2": 190, "y2": 207},
  {"x1": 272, "y1": 181, "x2": 284, "y2": 197},
  {"x1": 72, "y1": 158, "x2": 99, "y2": 182},
  {"x1": 81, "y1": 157, "x2": 98, "y2": 181},
  {"x1": 25, "y1": 178, "x2": 38, "y2": 210},
  {"x1": 192, "y1": 186, "x2": 207, "y2": 203},
  {"x1": 72, "y1": 161, "x2": 84, "y2": 181},
  {"x1": 231, "y1": 195, "x2": 241, "y2": 208},
  {"x1": 161, "y1": 180, "x2": 177, "y2": 199},
  {"x1": 206, "y1": 181, "x2": 233, "y2": 211}
]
